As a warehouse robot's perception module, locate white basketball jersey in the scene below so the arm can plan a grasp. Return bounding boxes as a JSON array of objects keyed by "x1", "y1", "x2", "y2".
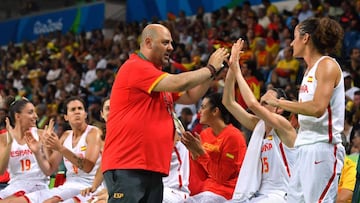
[
  {"x1": 297, "y1": 56, "x2": 344, "y2": 146},
  {"x1": 63, "y1": 125, "x2": 101, "y2": 184},
  {"x1": 259, "y1": 131, "x2": 296, "y2": 194},
  {"x1": 8, "y1": 127, "x2": 48, "y2": 184},
  {"x1": 162, "y1": 141, "x2": 190, "y2": 194}
]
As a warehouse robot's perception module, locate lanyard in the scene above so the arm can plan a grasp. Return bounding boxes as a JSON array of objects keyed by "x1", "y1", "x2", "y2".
[{"x1": 138, "y1": 52, "x2": 148, "y2": 61}]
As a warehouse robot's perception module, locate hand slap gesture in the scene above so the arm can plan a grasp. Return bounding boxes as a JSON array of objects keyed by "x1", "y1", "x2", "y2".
[
  {"x1": 207, "y1": 47, "x2": 230, "y2": 71},
  {"x1": 228, "y1": 38, "x2": 245, "y2": 73}
]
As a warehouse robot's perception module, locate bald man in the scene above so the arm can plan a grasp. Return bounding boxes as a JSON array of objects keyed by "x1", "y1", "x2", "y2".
[{"x1": 101, "y1": 24, "x2": 229, "y2": 202}]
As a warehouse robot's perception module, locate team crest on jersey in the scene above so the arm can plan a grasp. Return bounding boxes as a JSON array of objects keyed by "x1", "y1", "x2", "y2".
[
  {"x1": 299, "y1": 84, "x2": 309, "y2": 93},
  {"x1": 267, "y1": 135, "x2": 273, "y2": 140},
  {"x1": 226, "y1": 153, "x2": 235, "y2": 159},
  {"x1": 307, "y1": 76, "x2": 313, "y2": 83},
  {"x1": 80, "y1": 146, "x2": 87, "y2": 151}
]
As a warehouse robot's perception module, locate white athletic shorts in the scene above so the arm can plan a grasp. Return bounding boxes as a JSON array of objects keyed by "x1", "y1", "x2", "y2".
[
  {"x1": 25, "y1": 180, "x2": 90, "y2": 202},
  {"x1": 185, "y1": 191, "x2": 227, "y2": 203},
  {"x1": 0, "y1": 180, "x2": 48, "y2": 199},
  {"x1": 287, "y1": 142, "x2": 345, "y2": 203},
  {"x1": 225, "y1": 191, "x2": 287, "y2": 203},
  {"x1": 163, "y1": 187, "x2": 189, "y2": 203},
  {"x1": 64, "y1": 184, "x2": 106, "y2": 203}
]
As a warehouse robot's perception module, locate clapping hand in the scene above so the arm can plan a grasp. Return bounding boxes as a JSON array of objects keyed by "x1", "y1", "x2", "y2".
[
  {"x1": 5, "y1": 117, "x2": 14, "y2": 145},
  {"x1": 181, "y1": 131, "x2": 205, "y2": 159},
  {"x1": 24, "y1": 130, "x2": 42, "y2": 153},
  {"x1": 41, "y1": 119, "x2": 55, "y2": 146},
  {"x1": 43, "y1": 119, "x2": 62, "y2": 151}
]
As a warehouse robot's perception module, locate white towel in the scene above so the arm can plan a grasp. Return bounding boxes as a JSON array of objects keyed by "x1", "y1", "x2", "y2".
[{"x1": 231, "y1": 120, "x2": 264, "y2": 202}]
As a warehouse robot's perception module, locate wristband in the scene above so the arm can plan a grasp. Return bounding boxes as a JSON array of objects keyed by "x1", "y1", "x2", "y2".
[{"x1": 205, "y1": 64, "x2": 217, "y2": 79}]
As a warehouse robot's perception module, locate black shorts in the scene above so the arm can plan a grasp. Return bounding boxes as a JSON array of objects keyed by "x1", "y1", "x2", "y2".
[{"x1": 103, "y1": 169, "x2": 164, "y2": 203}]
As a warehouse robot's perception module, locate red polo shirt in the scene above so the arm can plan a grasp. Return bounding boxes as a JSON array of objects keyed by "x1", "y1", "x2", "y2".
[{"x1": 102, "y1": 54, "x2": 180, "y2": 176}]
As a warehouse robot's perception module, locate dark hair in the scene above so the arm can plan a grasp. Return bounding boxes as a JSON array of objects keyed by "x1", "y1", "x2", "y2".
[
  {"x1": 349, "y1": 124, "x2": 360, "y2": 154},
  {"x1": 271, "y1": 88, "x2": 288, "y2": 100},
  {"x1": 6, "y1": 96, "x2": 31, "y2": 128},
  {"x1": 63, "y1": 96, "x2": 87, "y2": 115},
  {"x1": 181, "y1": 107, "x2": 193, "y2": 116},
  {"x1": 205, "y1": 92, "x2": 242, "y2": 129},
  {"x1": 298, "y1": 17, "x2": 344, "y2": 54},
  {"x1": 101, "y1": 96, "x2": 110, "y2": 111},
  {"x1": 100, "y1": 96, "x2": 110, "y2": 141},
  {"x1": 0, "y1": 108, "x2": 8, "y2": 130},
  {"x1": 244, "y1": 60, "x2": 257, "y2": 74},
  {"x1": 354, "y1": 90, "x2": 360, "y2": 96},
  {"x1": 271, "y1": 88, "x2": 291, "y2": 118}
]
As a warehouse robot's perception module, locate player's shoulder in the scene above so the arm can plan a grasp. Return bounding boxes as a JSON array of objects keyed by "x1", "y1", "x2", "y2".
[{"x1": 60, "y1": 130, "x2": 72, "y2": 142}]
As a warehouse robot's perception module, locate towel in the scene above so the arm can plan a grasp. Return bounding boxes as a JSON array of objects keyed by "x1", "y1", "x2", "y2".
[{"x1": 231, "y1": 120, "x2": 265, "y2": 202}]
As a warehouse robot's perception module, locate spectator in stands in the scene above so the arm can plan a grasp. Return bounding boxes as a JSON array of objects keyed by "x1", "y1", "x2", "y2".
[
  {"x1": 81, "y1": 57, "x2": 97, "y2": 88},
  {"x1": 257, "y1": 7, "x2": 271, "y2": 29},
  {"x1": 261, "y1": 0, "x2": 279, "y2": 18},
  {"x1": 348, "y1": 90, "x2": 360, "y2": 117},
  {"x1": 351, "y1": 126, "x2": 360, "y2": 154},
  {"x1": 45, "y1": 59, "x2": 62, "y2": 85},
  {"x1": 344, "y1": 71, "x2": 360, "y2": 102},
  {"x1": 178, "y1": 107, "x2": 194, "y2": 131},
  {"x1": 297, "y1": 0, "x2": 314, "y2": 22},
  {"x1": 87, "y1": 69, "x2": 109, "y2": 106},
  {"x1": 271, "y1": 46, "x2": 300, "y2": 87},
  {"x1": 344, "y1": 47, "x2": 360, "y2": 87},
  {"x1": 254, "y1": 38, "x2": 272, "y2": 84},
  {"x1": 337, "y1": 153, "x2": 357, "y2": 203}
]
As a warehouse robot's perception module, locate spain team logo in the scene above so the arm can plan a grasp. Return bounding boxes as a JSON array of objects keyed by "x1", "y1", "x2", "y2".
[{"x1": 307, "y1": 76, "x2": 313, "y2": 83}]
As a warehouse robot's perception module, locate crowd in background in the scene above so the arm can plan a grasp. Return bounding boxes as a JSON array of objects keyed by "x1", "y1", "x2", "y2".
[{"x1": 0, "y1": 0, "x2": 359, "y2": 186}]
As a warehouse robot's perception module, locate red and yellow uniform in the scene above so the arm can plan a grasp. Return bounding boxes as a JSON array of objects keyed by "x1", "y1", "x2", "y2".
[
  {"x1": 102, "y1": 54, "x2": 180, "y2": 176},
  {"x1": 193, "y1": 124, "x2": 247, "y2": 199}
]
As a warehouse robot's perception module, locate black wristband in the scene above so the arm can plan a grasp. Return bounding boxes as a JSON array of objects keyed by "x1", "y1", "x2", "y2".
[{"x1": 205, "y1": 64, "x2": 217, "y2": 79}]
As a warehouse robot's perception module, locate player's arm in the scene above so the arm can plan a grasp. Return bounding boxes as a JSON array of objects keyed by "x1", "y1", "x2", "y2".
[
  {"x1": 153, "y1": 48, "x2": 229, "y2": 92},
  {"x1": 223, "y1": 68, "x2": 258, "y2": 131},
  {"x1": 233, "y1": 69, "x2": 296, "y2": 147},
  {"x1": 34, "y1": 130, "x2": 65, "y2": 176},
  {"x1": 0, "y1": 131, "x2": 11, "y2": 174},
  {"x1": 175, "y1": 79, "x2": 212, "y2": 105},
  {"x1": 223, "y1": 38, "x2": 258, "y2": 131},
  {"x1": 270, "y1": 58, "x2": 340, "y2": 118},
  {"x1": 59, "y1": 128, "x2": 102, "y2": 173},
  {"x1": 0, "y1": 118, "x2": 14, "y2": 174},
  {"x1": 81, "y1": 166, "x2": 104, "y2": 196}
]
